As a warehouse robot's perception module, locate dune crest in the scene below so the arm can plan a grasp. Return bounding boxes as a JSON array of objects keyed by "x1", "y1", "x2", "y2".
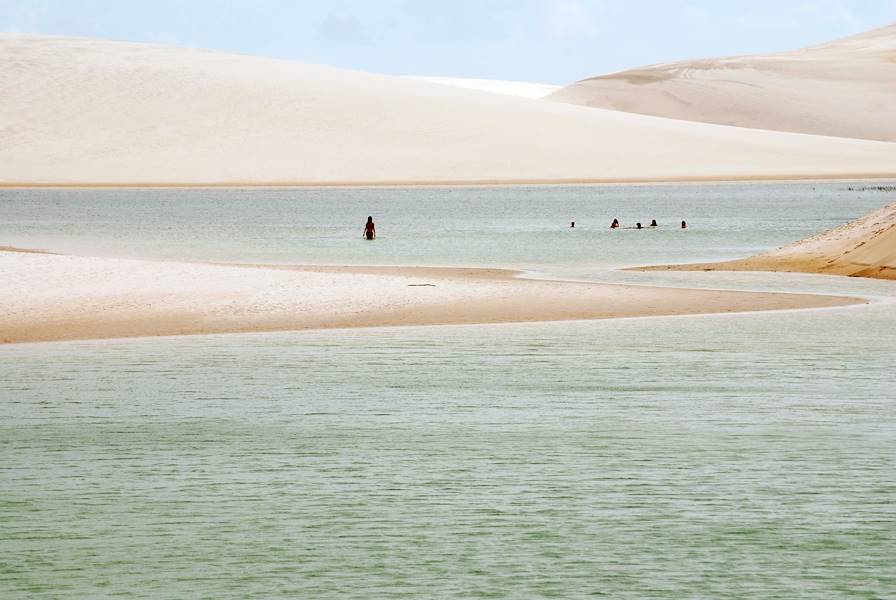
[
  {"x1": 548, "y1": 24, "x2": 896, "y2": 141},
  {"x1": 639, "y1": 202, "x2": 896, "y2": 280},
  {"x1": 2, "y1": 34, "x2": 896, "y2": 186}
]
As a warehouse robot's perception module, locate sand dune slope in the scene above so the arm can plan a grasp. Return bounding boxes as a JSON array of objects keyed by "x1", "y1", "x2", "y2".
[
  {"x1": 2, "y1": 34, "x2": 896, "y2": 185},
  {"x1": 548, "y1": 24, "x2": 896, "y2": 141},
  {"x1": 640, "y1": 202, "x2": 896, "y2": 280}
]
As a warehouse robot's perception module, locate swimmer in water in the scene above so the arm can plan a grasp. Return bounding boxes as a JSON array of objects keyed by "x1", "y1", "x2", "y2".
[
  {"x1": 636, "y1": 222, "x2": 643, "y2": 229},
  {"x1": 650, "y1": 219, "x2": 658, "y2": 227},
  {"x1": 570, "y1": 221, "x2": 575, "y2": 228},
  {"x1": 610, "y1": 219, "x2": 620, "y2": 229},
  {"x1": 363, "y1": 216, "x2": 376, "y2": 240},
  {"x1": 681, "y1": 220, "x2": 688, "y2": 229}
]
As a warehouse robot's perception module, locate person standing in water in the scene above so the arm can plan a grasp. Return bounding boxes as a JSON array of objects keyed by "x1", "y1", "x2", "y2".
[
  {"x1": 363, "y1": 216, "x2": 376, "y2": 240},
  {"x1": 681, "y1": 220, "x2": 688, "y2": 229}
]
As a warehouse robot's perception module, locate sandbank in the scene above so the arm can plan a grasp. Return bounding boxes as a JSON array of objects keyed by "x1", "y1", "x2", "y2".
[
  {"x1": 638, "y1": 203, "x2": 896, "y2": 280},
  {"x1": 0, "y1": 249, "x2": 862, "y2": 344}
]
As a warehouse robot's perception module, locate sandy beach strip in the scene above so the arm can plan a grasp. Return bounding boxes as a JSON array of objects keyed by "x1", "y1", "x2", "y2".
[
  {"x1": 0, "y1": 249, "x2": 862, "y2": 344},
  {"x1": 4, "y1": 173, "x2": 896, "y2": 189},
  {"x1": 637, "y1": 202, "x2": 896, "y2": 281}
]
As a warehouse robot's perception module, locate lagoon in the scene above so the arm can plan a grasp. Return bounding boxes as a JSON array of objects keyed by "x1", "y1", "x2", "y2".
[{"x1": 1, "y1": 182, "x2": 894, "y2": 598}]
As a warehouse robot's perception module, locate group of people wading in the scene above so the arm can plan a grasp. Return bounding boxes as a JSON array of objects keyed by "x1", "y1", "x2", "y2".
[
  {"x1": 572, "y1": 219, "x2": 688, "y2": 230},
  {"x1": 363, "y1": 215, "x2": 688, "y2": 239}
]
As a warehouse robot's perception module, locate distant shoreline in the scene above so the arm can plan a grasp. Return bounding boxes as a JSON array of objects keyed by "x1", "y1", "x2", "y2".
[{"x1": 2, "y1": 174, "x2": 896, "y2": 190}]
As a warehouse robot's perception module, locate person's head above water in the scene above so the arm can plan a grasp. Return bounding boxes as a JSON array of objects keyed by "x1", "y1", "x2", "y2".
[
  {"x1": 611, "y1": 219, "x2": 619, "y2": 228},
  {"x1": 650, "y1": 219, "x2": 658, "y2": 227},
  {"x1": 681, "y1": 220, "x2": 687, "y2": 229},
  {"x1": 636, "y1": 222, "x2": 642, "y2": 229},
  {"x1": 570, "y1": 221, "x2": 575, "y2": 228}
]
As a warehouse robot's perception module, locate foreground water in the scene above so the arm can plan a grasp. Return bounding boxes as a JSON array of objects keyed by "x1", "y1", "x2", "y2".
[{"x1": 1, "y1": 183, "x2": 895, "y2": 598}]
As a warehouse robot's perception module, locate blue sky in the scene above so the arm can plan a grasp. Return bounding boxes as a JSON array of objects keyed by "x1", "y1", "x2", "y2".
[{"x1": 1, "y1": 0, "x2": 894, "y2": 84}]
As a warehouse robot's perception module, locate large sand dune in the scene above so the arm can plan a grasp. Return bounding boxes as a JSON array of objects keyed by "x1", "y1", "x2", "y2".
[
  {"x1": 2, "y1": 34, "x2": 896, "y2": 186},
  {"x1": 548, "y1": 24, "x2": 896, "y2": 142},
  {"x1": 639, "y1": 202, "x2": 896, "y2": 280}
]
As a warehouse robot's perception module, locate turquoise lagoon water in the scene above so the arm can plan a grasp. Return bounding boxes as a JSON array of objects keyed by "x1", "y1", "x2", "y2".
[{"x1": 1, "y1": 183, "x2": 895, "y2": 598}]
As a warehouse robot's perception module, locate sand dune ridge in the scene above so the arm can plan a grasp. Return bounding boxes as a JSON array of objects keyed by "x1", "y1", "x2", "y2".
[
  {"x1": 2, "y1": 34, "x2": 896, "y2": 185},
  {"x1": 548, "y1": 24, "x2": 896, "y2": 141}
]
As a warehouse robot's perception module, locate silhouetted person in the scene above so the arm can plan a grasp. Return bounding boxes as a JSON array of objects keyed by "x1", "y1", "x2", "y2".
[
  {"x1": 610, "y1": 219, "x2": 620, "y2": 229},
  {"x1": 363, "y1": 216, "x2": 376, "y2": 240},
  {"x1": 636, "y1": 222, "x2": 643, "y2": 229},
  {"x1": 650, "y1": 219, "x2": 658, "y2": 227},
  {"x1": 681, "y1": 220, "x2": 688, "y2": 229},
  {"x1": 570, "y1": 221, "x2": 575, "y2": 228}
]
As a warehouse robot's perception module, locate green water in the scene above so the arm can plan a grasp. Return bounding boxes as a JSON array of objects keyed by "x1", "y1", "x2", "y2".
[
  {"x1": 1, "y1": 183, "x2": 894, "y2": 598},
  {"x1": 0, "y1": 181, "x2": 889, "y2": 269}
]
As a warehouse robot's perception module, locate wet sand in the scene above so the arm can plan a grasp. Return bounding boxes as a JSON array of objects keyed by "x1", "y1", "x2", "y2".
[{"x1": 637, "y1": 202, "x2": 896, "y2": 281}]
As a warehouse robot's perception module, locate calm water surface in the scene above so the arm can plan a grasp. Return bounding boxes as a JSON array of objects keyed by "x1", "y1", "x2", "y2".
[
  {"x1": 1, "y1": 183, "x2": 895, "y2": 598},
  {"x1": 0, "y1": 181, "x2": 892, "y2": 269}
]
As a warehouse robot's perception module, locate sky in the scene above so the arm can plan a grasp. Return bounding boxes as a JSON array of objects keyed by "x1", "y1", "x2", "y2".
[{"x1": 1, "y1": 0, "x2": 894, "y2": 84}]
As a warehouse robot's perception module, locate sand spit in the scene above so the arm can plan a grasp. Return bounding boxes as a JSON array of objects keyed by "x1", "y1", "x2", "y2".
[
  {"x1": 0, "y1": 250, "x2": 861, "y2": 344},
  {"x1": 548, "y1": 24, "x2": 896, "y2": 141},
  {"x1": 0, "y1": 245, "x2": 56, "y2": 254},
  {"x1": 639, "y1": 203, "x2": 896, "y2": 280},
  {"x1": 2, "y1": 34, "x2": 896, "y2": 186}
]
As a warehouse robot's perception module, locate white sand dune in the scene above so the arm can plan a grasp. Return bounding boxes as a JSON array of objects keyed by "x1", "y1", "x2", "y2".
[
  {"x1": 0, "y1": 250, "x2": 860, "y2": 344},
  {"x1": 2, "y1": 34, "x2": 896, "y2": 186},
  {"x1": 639, "y1": 202, "x2": 896, "y2": 280},
  {"x1": 548, "y1": 24, "x2": 896, "y2": 142},
  {"x1": 405, "y1": 77, "x2": 560, "y2": 98}
]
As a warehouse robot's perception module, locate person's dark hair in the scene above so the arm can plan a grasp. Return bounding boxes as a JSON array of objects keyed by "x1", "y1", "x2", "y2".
[
  {"x1": 367, "y1": 216, "x2": 373, "y2": 223},
  {"x1": 681, "y1": 220, "x2": 687, "y2": 228},
  {"x1": 636, "y1": 222, "x2": 642, "y2": 229}
]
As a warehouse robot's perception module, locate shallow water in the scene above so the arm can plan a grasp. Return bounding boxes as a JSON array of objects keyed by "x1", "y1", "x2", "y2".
[
  {"x1": 0, "y1": 181, "x2": 891, "y2": 270},
  {"x1": 1, "y1": 183, "x2": 895, "y2": 598}
]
